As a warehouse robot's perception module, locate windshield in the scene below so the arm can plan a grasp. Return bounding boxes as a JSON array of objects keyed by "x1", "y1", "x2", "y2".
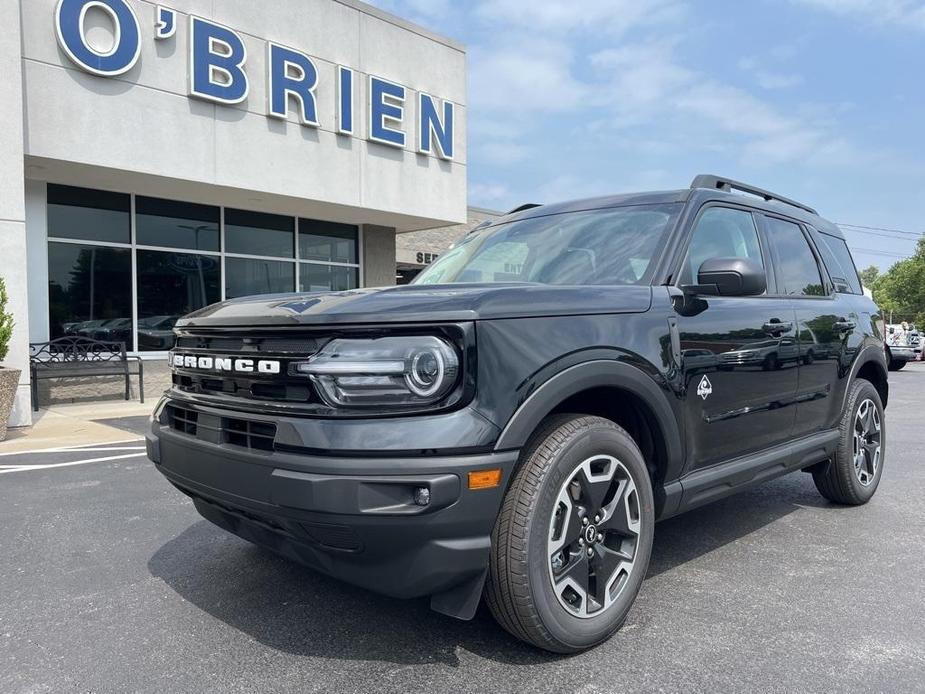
[{"x1": 413, "y1": 203, "x2": 681, "y2": 286}]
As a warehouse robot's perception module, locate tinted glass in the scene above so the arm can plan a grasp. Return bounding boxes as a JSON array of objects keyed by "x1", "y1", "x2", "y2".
[
  {"x1": 136, "y1": 196, "x2": 220, "y2": 251},
  {"x1": 680, "y1": 207, "x2": 763, "y2": 286},
  {"x1": 299, "y1": 219, "x2": 358, "y2": 264},
  {"x1": 136, "y1": 250, "x2": 221, "y2": 351},
  {"x1": 47, "y1": 184, "x2": 130, "y2": 244},
  {"x1": 48, "y1": 242, "x2": 133, "y2": 349},
  {"x1": 764, "y1": 217, "x2": 825, "y2": 296},
  {"x1": 225, "y1": 209, "x2": 294, "y2": 258},
  {"x1": 225, "y1": 257, "x2": 295, "y2": 298},
  {"x1": 414, "y1": 204, "x2": 680, "y2": 286},
  {"x1": 299, "y1": 263, "x2": 359, "y2": 292},
  {"x1": 817, "y1": 232, "x2": 862, "y2": 294}
]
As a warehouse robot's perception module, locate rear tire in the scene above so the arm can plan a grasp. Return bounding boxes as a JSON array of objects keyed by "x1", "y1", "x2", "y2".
[
  {"x1": 485, "y1": 414, "x2": 654, "y2": 653},
  {"x1": 813, "y1": 379, "x2": 884, "y2": 505}
]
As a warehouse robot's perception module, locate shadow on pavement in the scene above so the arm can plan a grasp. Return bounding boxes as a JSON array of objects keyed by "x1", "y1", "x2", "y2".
[{"x1": 148, "y1": 474, "x2": 828, "y2": 667}]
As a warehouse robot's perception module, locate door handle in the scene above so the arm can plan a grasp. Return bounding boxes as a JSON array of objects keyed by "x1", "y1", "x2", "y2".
[
  {"x1": 763, "y1": 320, "x2": 793, "y2": 335},
  {"x1": 833, "y1": 320, "x2": 856, "y2": 333}
]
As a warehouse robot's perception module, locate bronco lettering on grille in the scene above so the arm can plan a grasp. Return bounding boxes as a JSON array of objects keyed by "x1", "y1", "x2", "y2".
[{"x1": 171, "y1": 353, "x2": 281, "y2": 374}]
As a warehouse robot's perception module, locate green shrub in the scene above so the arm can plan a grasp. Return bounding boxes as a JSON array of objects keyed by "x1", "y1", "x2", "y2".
[{"x1": 0, "y1": 277, "x2": 14, "y2": 363}]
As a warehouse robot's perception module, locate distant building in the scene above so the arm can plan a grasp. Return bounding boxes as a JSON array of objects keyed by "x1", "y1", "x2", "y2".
[{"x1": 396, "y1": 207, "x2": 502, "y2": 283}]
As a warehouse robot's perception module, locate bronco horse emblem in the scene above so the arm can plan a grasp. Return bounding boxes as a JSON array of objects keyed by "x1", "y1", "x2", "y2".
[{"x1": 697, "y1": 375, "x2": 713, "y2": 400}]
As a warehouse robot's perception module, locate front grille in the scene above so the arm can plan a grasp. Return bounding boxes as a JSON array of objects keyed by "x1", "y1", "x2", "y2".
[
  {"x1": 170, "y1": 330, "x2": 325, "y2": 407},
  {"x1": 174, "y1": 333, "x2": 322, "y2": 355},
  {"x1": 172, "y1": 373, "x2": 313, "y2": 403},
  {"x1": 166, "y1": 404, "x2": 277, "y2": 452}
]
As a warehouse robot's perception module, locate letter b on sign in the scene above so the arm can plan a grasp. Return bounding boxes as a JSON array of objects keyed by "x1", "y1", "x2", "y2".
[
  {"x1": 189, "y1": 16, "x2": 249, "y2": 104},
  {"x1": 55, "y1": 0, "x2": 141, "y2": 76}
]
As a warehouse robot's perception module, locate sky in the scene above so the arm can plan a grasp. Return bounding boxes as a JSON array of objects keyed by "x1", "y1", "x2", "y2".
[{"x1": 368, "y1": 0, "x2": 925, "y2": 272}]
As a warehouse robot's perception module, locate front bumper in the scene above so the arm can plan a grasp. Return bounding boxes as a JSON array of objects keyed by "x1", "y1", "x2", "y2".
[{"x1": 147, "y1": 398, "x2": 518, "y2": 612}]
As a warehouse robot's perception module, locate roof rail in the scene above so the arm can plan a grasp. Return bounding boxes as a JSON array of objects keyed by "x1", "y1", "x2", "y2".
[
  {"x1": 507, "y1": 203, "x2": 542, "y2": 215},
  {"x1": 690, "y1": 174, "x2": 817, "y2": 216}
]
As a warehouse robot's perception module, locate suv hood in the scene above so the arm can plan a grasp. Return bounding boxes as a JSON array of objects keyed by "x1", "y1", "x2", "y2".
[{"x1": 176, "y1": 283, "x2": 653, "y2": 328}]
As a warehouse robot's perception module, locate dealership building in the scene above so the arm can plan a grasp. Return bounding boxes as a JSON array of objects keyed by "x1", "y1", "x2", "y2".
[{"x1": 1, "y1": 0, "x2": 467, "y2": 427}]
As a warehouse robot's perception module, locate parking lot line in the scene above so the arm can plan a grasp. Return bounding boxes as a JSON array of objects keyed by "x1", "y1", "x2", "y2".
[
  {"x1": 0, "y1": 452, "x2": 148, "y2": 474},
  {"x1": 0, "y1": 438, "x2": 144, "y2": 457}
]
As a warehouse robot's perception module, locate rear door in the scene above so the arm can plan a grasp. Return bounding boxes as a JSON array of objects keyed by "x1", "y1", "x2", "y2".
[
  {"x1": 673, "y1": 204, "x2": 798, "y2": 471},
  {"x1": 760, "y1": 216, "x2": 854, "y2": 437}
]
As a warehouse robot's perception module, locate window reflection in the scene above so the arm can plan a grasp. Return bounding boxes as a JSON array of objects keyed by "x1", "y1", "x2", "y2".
[
  {"x1": 47, "y1": 184, "x2": 130, "y2": 244},
  {"x1": 137, "y1": 250, "x2": 221, "y2": 350},
  {"x1": 225, "y1": 257, "x2": 295, "y2": 299},
  {"x1": 48, "y1": 242, "x2": 133, "y2": 349},
  {"x1": 226, "y1": 209, "x2": 295, "y2": 258},
  {"x1": 136, "y1": 197, "x2": 220, "y2": 252},
  {"x1": 298, "y1": 219, "x2": 358, "y2": 264},
  {"x1": 299, "y1": 263, "x2": 358, "y2": 292}
]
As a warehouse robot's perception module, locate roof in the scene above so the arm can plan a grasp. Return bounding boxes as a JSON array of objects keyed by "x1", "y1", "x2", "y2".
[{"x1": 491, "y1": 181, "x2": 842, "y2": 239}]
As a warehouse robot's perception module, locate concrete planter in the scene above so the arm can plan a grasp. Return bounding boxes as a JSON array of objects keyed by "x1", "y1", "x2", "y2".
[{"x1": 0, "y1": 368, "x2": 20, "y2": 441}]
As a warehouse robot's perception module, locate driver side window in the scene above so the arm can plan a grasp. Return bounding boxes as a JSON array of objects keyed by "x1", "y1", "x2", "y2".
[{"x1": 679, "y1": 207, "x2": 764, "y2": 287}]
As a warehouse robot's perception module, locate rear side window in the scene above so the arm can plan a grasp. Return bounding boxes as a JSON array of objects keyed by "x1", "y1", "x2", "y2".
[
  {"x1": 763, "y1": 217, "x2": 826, "y2": 297},
  {"x1": 816, "y1": 232, "x2": 862, "y2": 294}
]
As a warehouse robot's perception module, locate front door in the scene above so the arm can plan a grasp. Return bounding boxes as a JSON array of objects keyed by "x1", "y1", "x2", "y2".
[{"x1": 673, "y1": 205, "x2": 798, "y2": 471}]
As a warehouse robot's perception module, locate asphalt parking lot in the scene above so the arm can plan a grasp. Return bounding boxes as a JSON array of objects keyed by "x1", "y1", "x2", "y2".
[{"x1": 2, "y1": 371, "x2": 924, "y2": 694}]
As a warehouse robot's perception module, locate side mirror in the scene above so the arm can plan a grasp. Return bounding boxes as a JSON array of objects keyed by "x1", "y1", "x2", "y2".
[{"x1": 686, "y1": 257, "x2": 766, "y2": 297}]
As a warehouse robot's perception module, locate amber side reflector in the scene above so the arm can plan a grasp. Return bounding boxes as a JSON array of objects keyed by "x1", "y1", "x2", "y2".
[{"x1": 468, "y1": 468, "x2": 502, "y2": 490}]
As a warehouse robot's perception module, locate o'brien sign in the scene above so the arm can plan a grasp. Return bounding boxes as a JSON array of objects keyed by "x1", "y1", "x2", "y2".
[{"x1": 53, "y1": 0, "x2": 455, "y2": 159}]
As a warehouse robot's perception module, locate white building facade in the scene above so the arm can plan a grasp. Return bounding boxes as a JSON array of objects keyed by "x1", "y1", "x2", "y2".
[{"x1": 1, "y1": 0, "x2": 467, "y2": 426}]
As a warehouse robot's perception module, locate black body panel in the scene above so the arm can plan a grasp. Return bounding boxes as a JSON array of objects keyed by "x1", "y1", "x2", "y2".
[{"x1": 149, "y1": 179, "x2": 888, "y2": 616}]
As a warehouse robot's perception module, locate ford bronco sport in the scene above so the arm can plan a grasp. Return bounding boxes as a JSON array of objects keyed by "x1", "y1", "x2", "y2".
[{"x1": 147, "y1": 175, "x2": 888, "y2": 652}]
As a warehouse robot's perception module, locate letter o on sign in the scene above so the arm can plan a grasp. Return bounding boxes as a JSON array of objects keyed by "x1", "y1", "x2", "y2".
[{"x1": 55, "y1": 0, "x2": 141, "y2": 76}]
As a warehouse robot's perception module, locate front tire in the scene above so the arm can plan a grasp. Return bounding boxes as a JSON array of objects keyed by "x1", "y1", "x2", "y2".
[
  {"x1": 485, "y1": 415, "x2": 654, "y2": 653},
  {"x1": 813, "y1": 379, "x2": 885, "y2": 505},
  {"x1": 888, "y1": 359, "x2": 906, "y2": 371}
]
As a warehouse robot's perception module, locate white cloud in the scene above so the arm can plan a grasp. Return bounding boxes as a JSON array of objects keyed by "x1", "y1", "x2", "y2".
[
  {"x1": 469, "y1": 182, "x2": 512, "y2": 204},
  {"x1": 474, "y1": 0, "x2": 686, "y2": 37},
  {"x1": 754, "y1": 71, "x2": 804, "y2": 89},
  {"x1": 792, "y1": 0, "x2": 925, "y2": 29},
  {"x1": 468, "y1": 36, "x2": 590, "y2": 114},
  {"x1": 739, "y1": 49, "x2": 804, "y2": 90}
]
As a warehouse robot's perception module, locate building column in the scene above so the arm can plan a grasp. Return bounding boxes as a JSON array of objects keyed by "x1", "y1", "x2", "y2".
[
  {"x1": 0, "y1": 0, "x2": 32, "y2": 426},
  {"x1": 361, "y1": 225, "x2": 397, "y2": 288}
]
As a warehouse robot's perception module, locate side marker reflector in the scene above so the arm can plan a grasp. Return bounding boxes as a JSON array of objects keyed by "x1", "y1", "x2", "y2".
[{"x1": 468, "y1": 468, "x2": 502, "y2": 490}]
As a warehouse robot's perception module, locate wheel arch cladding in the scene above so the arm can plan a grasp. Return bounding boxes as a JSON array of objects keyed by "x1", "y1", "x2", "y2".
[
  {"x1": 493, "y1": 361, "x2": 683, "y2": 505},
  {"x1": 853, "y1": 347, "x2": 889, "y2": 409}
]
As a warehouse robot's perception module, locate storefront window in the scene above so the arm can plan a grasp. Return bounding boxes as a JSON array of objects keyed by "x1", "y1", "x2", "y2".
[
  {"x1": 136, "y1": 197, "x2": 220, "y2": 252},
  {"x1": 299, "y1": 264, "x2": 358, "y2": 292},
  {"x1": 225, "y1": 209, "x2": 295, "y2": 258},
  {"x1": 47, "y1": 184, "x2": 130, "y2": 244},
  {"x1": 48, "y1": 242, "x2": 133, "y2": 349},
  {"x1": 45, "y1": 186, "x2": 365, "y2": 352},
  {"x1": 136, "y1": 250, "x2": 221, "y2": 351},
  {"x1": 225, "y1": 257, "x2": 295, "y2": 299},
  {"x1": 298, "y1": 219, "x2": 358, "y2": 264}
]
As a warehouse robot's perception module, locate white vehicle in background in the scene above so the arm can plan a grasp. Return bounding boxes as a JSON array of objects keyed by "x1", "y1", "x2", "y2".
[{"x1": 885, "y1": 322, "x2": 916, "y2": 371}]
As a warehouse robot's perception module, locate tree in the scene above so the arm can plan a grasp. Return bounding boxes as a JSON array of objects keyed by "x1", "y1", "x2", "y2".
[
  {"x1": 858, "y1": 265, "x2": 880, "y2": 289},
  {"x1": 871, "y1": 237, "x2": 925, "y2": 326},
  {"x1": 0, "y1": 277, "x2": 14, "y2": 363}
]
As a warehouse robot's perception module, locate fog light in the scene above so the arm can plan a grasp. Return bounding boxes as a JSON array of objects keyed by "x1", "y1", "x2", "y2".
[{"x1": 413, "y1": 487, "x2": 431, "y2": 506}]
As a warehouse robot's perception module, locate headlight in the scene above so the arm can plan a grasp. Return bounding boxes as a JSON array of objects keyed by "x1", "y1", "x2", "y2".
[{"x1": 294, "y1": 336, "x2": 461, "y2": 408}]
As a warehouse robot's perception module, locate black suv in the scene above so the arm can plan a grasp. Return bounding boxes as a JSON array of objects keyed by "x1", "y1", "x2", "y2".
[{"x1": 147, "y1": 175, "x2": 887, "y2": 653}]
